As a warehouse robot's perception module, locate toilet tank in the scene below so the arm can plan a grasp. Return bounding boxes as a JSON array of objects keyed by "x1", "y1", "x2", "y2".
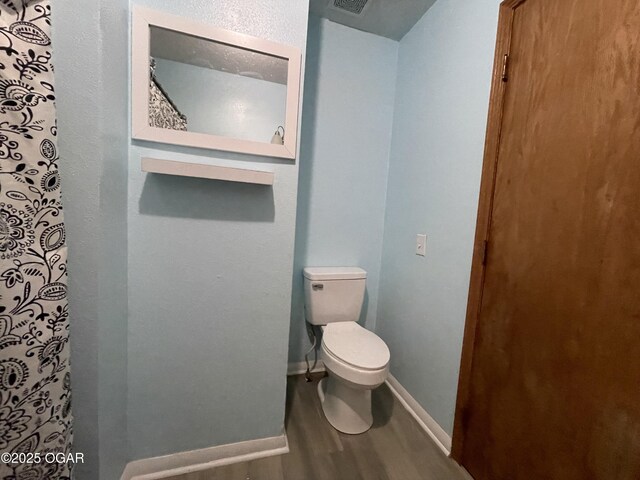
[{"x1": 303, "y1": 267, "x2": 366, "y2": 325}]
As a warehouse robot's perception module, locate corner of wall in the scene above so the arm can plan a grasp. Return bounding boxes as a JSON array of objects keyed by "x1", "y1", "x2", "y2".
[
  {"x1": 288, "y1": 18, "x2": 400, "y2": 364},
  {"x1": 373, "y1": 38, "x2": 401, "y2": 336},
  {"x1": 374, "y1": 0, "x2": 502, "y2": 436}
]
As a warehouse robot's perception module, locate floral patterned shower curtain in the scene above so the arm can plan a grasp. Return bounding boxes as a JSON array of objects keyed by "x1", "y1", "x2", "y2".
[{"x1": 0, "y1": 1, "x2": 73, "y2": 479}]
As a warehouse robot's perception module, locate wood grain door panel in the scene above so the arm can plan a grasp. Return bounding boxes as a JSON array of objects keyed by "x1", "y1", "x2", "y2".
[{"x1": 454, "y1": 0, "x2": 640, "y2": 478}]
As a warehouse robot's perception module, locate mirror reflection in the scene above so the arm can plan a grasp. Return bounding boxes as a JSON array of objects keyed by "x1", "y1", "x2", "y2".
[{"x1": 148, "y1": 26, "x2": 288, "y2": 144}]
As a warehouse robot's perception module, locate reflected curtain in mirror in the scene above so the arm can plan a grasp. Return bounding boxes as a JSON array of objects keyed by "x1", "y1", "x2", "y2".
[{"x1": 149, "y1": 58, "x2": 188, "y2": 131}]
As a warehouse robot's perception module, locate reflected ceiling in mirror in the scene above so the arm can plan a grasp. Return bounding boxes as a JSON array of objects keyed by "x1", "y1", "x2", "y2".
[{"x1": 132, "y1": 7, "x2": 302, "y2": 159}]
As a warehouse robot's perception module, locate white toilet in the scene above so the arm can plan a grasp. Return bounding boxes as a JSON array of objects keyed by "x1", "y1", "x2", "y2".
[{"x1": 303, "y1": 267, "x2": 390, "y2": 434}]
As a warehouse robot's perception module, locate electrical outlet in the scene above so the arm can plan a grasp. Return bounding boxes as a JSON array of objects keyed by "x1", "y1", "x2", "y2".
[{"x1": 416, "y1": 234, "x2": 427, "y2": 256}]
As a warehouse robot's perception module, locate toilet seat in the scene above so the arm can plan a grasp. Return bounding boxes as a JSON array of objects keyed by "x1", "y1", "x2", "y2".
[{"x1": 322, "y1": 323, "x2": 390, "y2": 371}]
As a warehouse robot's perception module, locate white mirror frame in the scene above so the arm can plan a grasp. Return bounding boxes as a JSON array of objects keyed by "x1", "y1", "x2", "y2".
[{"x1": 132, "y1": 6, "x2": 302, "y2": 160}]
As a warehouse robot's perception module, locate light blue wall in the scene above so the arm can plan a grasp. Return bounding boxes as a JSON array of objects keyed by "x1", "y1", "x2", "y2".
[
  {"x1": 154, "y1": 59, "x2": 287, "y2": 142},
  {"x1": 52, "y1": 0, "x2": 129, "y2": 478},
  {"x1": 289, "y1": 16, "x2": 398, "y2": 364},
  {"x1": 128, "y1": 0, "x2": 309, "y2": 460},
  {"x1": 376, "y1": 0, "x2": 501, "y2": 435},
  {"x1": 96, "y1": 2, "x2": 129, "y2": 477}
]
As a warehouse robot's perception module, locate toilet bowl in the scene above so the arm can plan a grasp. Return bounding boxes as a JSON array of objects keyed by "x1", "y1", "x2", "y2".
[
  {"x1": 303, "y1": 267, "x2": 390, "y2": 434},
  {"x1": 318, "y1": 322, "x2": 389, "y2": 434}
]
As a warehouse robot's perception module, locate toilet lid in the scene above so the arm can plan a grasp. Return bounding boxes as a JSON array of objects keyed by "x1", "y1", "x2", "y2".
[{"x1": 322, "y1": 323, "x2": 390, "y2": 370}]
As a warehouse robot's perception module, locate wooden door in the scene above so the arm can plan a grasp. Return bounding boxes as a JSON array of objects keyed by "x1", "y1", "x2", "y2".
[{"x1": 452, "y1": 0, "x2": 640, "y2": 479}]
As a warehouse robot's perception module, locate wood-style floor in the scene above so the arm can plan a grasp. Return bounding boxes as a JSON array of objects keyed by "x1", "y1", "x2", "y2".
[{"x1": 164, "y1": 373, "x2": 470, "y2": 480}]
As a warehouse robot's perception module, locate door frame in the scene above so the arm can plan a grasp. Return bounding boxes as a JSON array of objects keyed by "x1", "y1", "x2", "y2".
[{"x1": 451, "y1": 0, "x2": 526, "y2": 462}]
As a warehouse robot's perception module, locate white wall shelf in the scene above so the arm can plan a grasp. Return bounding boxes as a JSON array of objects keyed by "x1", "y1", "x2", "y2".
[{"x1": 141, "y1": 157, "x2": 275, "y2": 185}]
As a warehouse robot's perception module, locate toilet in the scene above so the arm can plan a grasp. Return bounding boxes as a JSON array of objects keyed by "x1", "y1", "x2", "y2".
[{"x1": 303, "y1": 267, "x2": 390, "y2": 434}]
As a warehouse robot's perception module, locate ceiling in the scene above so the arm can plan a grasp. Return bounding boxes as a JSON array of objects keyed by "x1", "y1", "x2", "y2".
[{"x1": 309, "y1": 0, "x2": 437, "y2": 41}]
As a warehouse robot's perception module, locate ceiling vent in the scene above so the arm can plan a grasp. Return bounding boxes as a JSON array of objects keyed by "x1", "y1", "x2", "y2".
[{"x1": 330, "y1": 0, "x2": 370, "y2": 16}]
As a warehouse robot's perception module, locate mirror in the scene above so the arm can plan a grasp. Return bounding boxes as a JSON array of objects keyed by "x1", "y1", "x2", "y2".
[
  {"x1": 149, "y1": 27, "x2": 289, "y2": 143},
  {"x1": 132, "y1": 7, "x2": 302, "y2": 159}
]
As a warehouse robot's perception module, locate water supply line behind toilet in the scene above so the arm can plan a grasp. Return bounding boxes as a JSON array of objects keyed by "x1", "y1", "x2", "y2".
[{"x1": 303, "y1": 307, "x2": 318, "y2": 382}]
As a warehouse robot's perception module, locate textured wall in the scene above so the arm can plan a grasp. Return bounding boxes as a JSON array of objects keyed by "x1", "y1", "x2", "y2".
[
  {"x1": 289, "y1": 16, "x2": 398, "y2": 364},
  {"x1": 377, "y1": 0, "x2": 501, "y2": 435},
  {"x1": 128, "y1": 0, "x2": 309, "y2": 460},
  {"x1": 51, "y1": 0, "x2": 129, "y2": 478}
]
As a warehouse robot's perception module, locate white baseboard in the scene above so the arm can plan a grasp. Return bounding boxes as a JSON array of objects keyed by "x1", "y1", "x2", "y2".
[
  {"x1": 120, "y1": 433, "x2": 288, "y2": 480},
  {"x1": 383, "y1": 374, "x2": 473, "y2": 478},
  {"x1": 385, "y1": 374, "x2": 452, "y2": 456},
  {"x1": 287, "y1": 360, "x2": 326, "y2": 376},
  {"x1": 386, "y1": 375, "x2": 476, "y2": 479}
]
